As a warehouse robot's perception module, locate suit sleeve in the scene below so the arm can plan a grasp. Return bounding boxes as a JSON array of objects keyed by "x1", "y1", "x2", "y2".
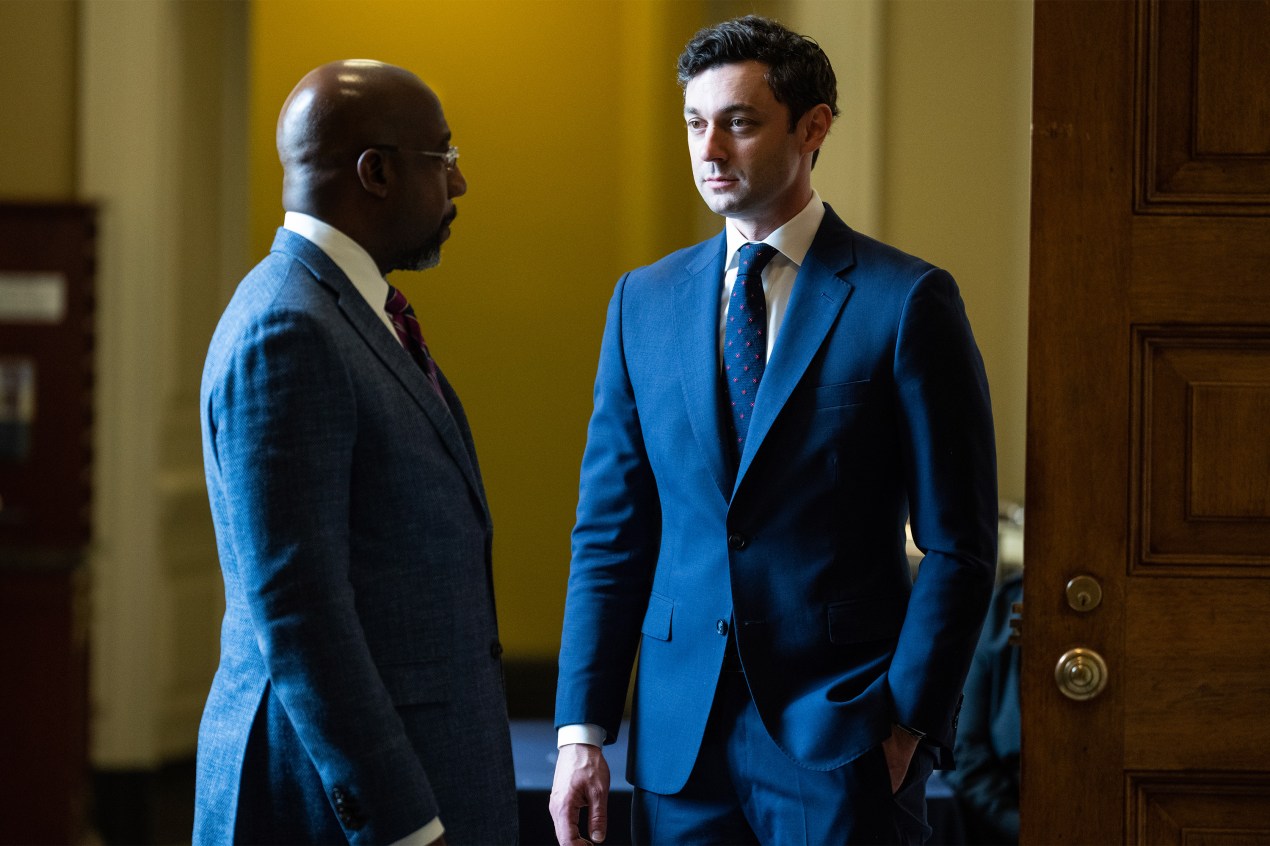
[
  {"x1": 555, "y1": 273, "x2": 661, "y2": 743},
  {"x1": 206, "y1": 307, "x2": 437, "y2": 842},
  {"x1": 887, "y1": 267, "x2": 998, "y2": 758}
]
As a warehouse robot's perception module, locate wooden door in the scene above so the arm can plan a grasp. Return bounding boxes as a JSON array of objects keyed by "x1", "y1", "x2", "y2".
[{"x1": 1024, "y1": 1, "x2": 1270, "y2": 842}]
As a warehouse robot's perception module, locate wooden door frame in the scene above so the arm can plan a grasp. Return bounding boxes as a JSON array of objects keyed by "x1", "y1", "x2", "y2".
[{"x1": 1023, "y1": 1, "x2": 1136, "y2": 841}]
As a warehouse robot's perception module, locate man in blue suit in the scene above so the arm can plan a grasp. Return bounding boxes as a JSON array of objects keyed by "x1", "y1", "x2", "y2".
[
  {"x1": 195, "y1": 60, "x2": 516, "y2": 844},
  {"x1": 550, "y1": 17, "x2": 997, "y2": 845}
]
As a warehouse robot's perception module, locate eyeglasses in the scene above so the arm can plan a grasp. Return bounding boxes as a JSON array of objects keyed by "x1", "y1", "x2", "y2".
[{"x1": 372, "y1": 144, "x2": 460, "y2": 169}]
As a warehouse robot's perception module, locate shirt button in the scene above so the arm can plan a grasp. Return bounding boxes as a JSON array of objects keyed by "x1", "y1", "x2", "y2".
[
  {"x1": 716, "y1": 619, "x2": 729, "y2": 636},
  {"x1": 490, "y1": 640, "x2": 503, "y2": 658},
  {"x1": 727, "y1": 533, "x2": 748, "y2": 550}
]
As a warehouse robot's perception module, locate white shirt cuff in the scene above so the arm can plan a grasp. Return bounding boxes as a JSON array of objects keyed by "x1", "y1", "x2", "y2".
[
  {"x1": 389, "y1": 816, "x2": 444, "y2": 846},
  {"x1": 557, "y1": 723, "x2": 606, "y2": 748}
]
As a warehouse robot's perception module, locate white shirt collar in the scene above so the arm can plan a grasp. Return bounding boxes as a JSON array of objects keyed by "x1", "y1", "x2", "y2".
[
  {"x1": 723, "y1": 190, "x2": 826, "y2": 269},
  {"x1": 283, "y1": 211, "x2": 391, "y2": 317}
]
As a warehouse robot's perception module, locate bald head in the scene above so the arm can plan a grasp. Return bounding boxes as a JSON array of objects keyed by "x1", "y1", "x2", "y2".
[
  {"x1": 278, "y1": 60, "x2": 434, "y2": 206},
  {"x1": 276, "y1": 60, "x2": 463, "y2": 274}
]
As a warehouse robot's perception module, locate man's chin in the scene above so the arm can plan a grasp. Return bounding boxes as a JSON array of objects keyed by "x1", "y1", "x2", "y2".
[
  {"x1": 413, "y1": 253, "x2": 441, "y2": 272},
  {"x1": 699, "y1": 192, "x2": 744, "y2": 217},
  {"x1": 402, "y1": 244, "x2": 442, "y2": 273}
]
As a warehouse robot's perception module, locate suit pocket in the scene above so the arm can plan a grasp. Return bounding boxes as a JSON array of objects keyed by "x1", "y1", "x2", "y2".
[
  {"x1": 814, "y1": 379, "x2": 871, "y2": 409},
  {"x1": 640, "y1": 592, "x2": 674, "y2": 642},
  {"x1": 827, "y1": 593, "x2": 908, "y2": 644},
  {"x1": 378, "y1": 659, "x2": 451, "y2": 705}
]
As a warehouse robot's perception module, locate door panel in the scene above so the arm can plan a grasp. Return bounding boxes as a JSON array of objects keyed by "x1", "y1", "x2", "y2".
[
  {"x1": 1134, "y1": 328, "x2": 1270, "y2": 567},
  {"x1": 1130, "y1": 774, "x2": 1270, "y2": 845},
  {"x1": 1138, "y1": 0, "x2": 1270, "y2": 211},
  {"x1": 1025, "y1": 1, "x2": 1270, "y2": 842}
]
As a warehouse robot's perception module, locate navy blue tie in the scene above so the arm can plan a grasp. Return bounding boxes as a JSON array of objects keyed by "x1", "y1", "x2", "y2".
[{"x1": 725, "y1": 242, "x2": 777, "y2": 457}]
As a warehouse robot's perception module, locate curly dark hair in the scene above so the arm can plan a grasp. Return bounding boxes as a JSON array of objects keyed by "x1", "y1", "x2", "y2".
[{"x1": 676, "y1": 15, "x2": 840, "y2": 132}]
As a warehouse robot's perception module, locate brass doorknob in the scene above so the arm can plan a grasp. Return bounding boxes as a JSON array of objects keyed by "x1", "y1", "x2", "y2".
[{"x1": 1055, "y1": 647, "x2": 1108, "y2": 701}]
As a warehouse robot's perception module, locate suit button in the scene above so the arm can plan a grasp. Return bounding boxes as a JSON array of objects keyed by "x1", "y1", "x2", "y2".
[
  {"x1": 716, "y1": 619, "x2": 729, "y2": 636},
  {"x1": 490, "y1": 639, "x2": 503, "y2": 658},
  {"x1": 727, "y1": 533, "x2": 748, "y2": 550},
  {"x1": 330, "y1": 787, "x2": 364, "y2": 830}
]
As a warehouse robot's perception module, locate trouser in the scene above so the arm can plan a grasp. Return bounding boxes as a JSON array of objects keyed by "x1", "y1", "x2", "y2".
[{"x1": 632, "y1": 666, "x2": 935, "y2": 845}]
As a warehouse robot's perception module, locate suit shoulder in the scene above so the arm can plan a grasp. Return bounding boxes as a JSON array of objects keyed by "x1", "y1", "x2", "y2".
[
  {"x1": 215, "y1": 253, "x2": 334, "y2": 333},
  {"x1": 848, "y1": 228, "x2": 942, "y2": 282},
  {"x1": 622, "y1": 235, "x2": 722, "y2": 290},
  {"x1": 202, "y1": 254, "x2": 337, "y2": 386},
  {"x1": 838, "y1": 228, "x2": 968, "y2": 316}
]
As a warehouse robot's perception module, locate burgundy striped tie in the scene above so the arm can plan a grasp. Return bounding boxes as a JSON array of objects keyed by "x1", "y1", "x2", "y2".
[{"x1": 385, "y1": 284, "x2": 447, "y2": 405}]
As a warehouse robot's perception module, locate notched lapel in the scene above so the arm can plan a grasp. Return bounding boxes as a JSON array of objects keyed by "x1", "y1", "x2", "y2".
[
  {"x1": 674, "y1": 236, "x2": 733, "y2": 501},
  {"x1": 335, "y1": 291, "x2": 486, "y2": 509},
  {"x1": 276, "y1": 232, "x2": 487, "y2": 510},
  {"x1": 735, "y1": 213, "x2": 857, "y2": 489}
]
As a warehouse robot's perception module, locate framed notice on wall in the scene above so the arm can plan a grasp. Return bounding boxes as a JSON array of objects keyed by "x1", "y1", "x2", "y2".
[
  {"x1": 0, "y1": 203, "x2": 95, "y2": 552},
  {"x1": 0, "y1": 357, "x2": 37, "y2": 462}
]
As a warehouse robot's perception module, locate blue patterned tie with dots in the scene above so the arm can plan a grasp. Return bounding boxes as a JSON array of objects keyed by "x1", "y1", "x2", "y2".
[{"x1": 725, "y1": 242, "x2": 777, "y2": 457}]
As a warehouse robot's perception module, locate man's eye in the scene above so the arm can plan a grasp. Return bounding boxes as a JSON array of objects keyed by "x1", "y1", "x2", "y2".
[
  {"x1": 730, "y1": 118, "x2": 752, "y2": 129},
  {"x1": 687, "y1": 119, "x2": 705, "y2": 131}
]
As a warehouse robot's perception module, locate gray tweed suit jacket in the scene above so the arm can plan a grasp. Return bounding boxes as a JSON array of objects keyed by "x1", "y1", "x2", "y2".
[{"x1": 194, "y1": 228, "x2": 517, "y2": 844}]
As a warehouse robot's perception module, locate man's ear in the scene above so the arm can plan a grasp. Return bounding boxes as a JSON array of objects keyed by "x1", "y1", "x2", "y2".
[
  {"x1": 799, "y1": 103, "x2": 834, "y2": 156},
  {"x1": 356, "y1": 148, "x2": 391, "y2": 198}
]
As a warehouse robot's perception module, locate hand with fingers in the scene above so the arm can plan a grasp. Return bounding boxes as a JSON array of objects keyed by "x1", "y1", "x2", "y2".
[
  {"x1": 549, "y1": 743, "x2": 610, "y2": 845},
  {"x1": 881, "y1": 723, "x2": 920, "y2": 794}
]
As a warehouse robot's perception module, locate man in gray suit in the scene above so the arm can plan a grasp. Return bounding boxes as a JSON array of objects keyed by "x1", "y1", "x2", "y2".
[{"x1": 194, "y1": 60, "x2": 517, "y2": 845}]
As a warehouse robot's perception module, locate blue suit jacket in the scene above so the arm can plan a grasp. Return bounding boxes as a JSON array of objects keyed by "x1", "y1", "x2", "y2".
[
  {"x1": 556, "y1": 207, "x2": 997, "y2": 795},
  {"x1": 195, "y1": 230, "x2": 517, "y2": 844}
]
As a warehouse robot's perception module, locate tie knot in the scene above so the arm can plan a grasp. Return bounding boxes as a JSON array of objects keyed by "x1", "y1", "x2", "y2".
[
  {"x1": 737, "y1": 242, "x2": 778, "y2": 278},
  {"x1": 385, "y1": 284, "x2": 412, "y2": 317}
]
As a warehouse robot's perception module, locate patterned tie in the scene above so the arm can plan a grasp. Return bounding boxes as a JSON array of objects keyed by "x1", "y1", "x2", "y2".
[
  {"x1": 724, "y1": 242, "x2": 778, "y2": 457},
  {"x1": 385, "y1": 284, "x2": 447, "y2": 405}
]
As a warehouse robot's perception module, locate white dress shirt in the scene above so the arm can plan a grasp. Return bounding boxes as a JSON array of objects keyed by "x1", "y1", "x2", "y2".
[
  {"x1": 280, "y1": 212, "x2": 444, "y2": 846},
  {"x1": 558, "y1": 192, "x2": 828, "y2": 751},
  {"x1": 282, "y1": 212, "x2": 406, "y2": 351},
  {"x1": 718, "y1": 191, "x2": 826, "y2": 362}
]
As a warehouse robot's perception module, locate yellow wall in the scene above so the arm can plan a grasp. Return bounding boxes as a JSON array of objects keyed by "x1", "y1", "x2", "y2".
[
  {"x1": 0, "y1": 0, "x2": 77, "y2": 198},
  {"x1": 250, "y1": 0, "x2": 717, "y2": 658}
]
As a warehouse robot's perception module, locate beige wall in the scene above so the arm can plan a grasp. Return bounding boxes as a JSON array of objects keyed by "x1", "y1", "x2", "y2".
[
  {"x1": 0, "y1": 0, "x2": 77, "y2": 198},
  {"x1": 797, "y1": 0, "x2": 1033, "y2": 505},
  {"x1": 78, "y1": 0, "x2": 247, "y2": 766},
  {"x1": 879, "y1": 0, "x2": 1033, "y2": 505}
]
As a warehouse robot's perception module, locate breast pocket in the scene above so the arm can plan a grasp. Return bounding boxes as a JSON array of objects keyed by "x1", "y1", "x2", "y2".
[{"x1": 814, "y1": 379, "x2": 872, "y2": 410}]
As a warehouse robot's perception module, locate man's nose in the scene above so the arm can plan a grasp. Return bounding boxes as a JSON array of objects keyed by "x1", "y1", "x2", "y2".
[
  {"x1": 699, "y1": 126, "x2": 727, "y2": 162},
  {"x1": 448, "y1": 163, "x2": 467, "y2": 198}
]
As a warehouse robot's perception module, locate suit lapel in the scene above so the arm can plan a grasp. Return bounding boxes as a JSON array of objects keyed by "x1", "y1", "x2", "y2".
[
  {"x1": 274, "y1": 231, "x2": 488, "y2": 514},
  {"x1": 336, "y1": 290, "x2": 487, "y2": 510},
  {"x1": 674, "y1": 234, "x2": 733, "y2": 501},
  {"x1": 435, "y1": 366, "x2": 491, "y2": 518},
  {"x1": 735, "y1": 209, "x2": 857, "y2": 489}
]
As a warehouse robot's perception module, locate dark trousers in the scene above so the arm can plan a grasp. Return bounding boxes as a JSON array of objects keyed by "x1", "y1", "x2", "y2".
[{"x1": 632, "y1": 667, "x2": 934, "y2": 845}]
